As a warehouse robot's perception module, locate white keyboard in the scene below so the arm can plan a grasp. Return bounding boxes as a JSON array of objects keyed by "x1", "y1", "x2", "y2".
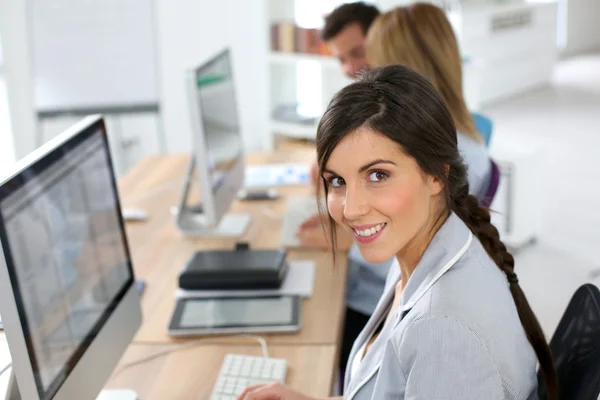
[
  {"x1": 280, "y1": 195, "x2": 322, "y2": 248},
  {"x1": 210, "y1": 354, "x2": 288, "y2": 400}
]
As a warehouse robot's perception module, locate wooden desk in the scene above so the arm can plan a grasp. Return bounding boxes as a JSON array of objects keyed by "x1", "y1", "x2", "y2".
[
  {"x1": 0, "y1": 151, "x2": 344, "y2": 399},
  {"x1": 105, "y1": 344, "x2": 336, "y2": 399},
  {"x1": 0, "y1": 336, "x2": 336, "y2": 399},
  {"x1": 118, "y1": 151, "x2": 348, "y2": 346}
]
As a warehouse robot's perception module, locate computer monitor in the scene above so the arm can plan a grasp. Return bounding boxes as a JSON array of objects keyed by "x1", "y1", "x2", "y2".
[
  {"x1": 0, "y1": 116, "x2": 142, "y2": 399},
  {"x1": 175, "y1": 48, "x2": 251, "y2": 237}
]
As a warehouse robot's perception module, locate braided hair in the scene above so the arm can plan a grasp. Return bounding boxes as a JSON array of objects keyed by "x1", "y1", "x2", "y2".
[{"x1": 316, "y1": 64, "x2": 557, "y2": 398}]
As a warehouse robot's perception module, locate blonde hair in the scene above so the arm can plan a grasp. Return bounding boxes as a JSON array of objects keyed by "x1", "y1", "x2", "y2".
[{"x1": 366, "y1": 3, "x2": 482, "y2": 142}]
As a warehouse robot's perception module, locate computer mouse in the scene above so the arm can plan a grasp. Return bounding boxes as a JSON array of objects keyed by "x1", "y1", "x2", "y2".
[{"x1": 121, "y1": 207, "x2": 149, "y2": 221}]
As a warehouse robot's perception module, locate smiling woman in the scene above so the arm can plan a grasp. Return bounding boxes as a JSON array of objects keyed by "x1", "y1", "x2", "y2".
[
  {"x1": 317, "y1": 65, "x2": 556, "y2": 400},
  {"x1": 321, "y1": 131, "x2": 443, "y2": 266},
  {"x1": 237, "y1": 65, "x2": 557, "y2": 400}
]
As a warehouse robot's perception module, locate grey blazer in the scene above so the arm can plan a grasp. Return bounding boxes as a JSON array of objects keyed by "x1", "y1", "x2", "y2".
[{"x1": 344, "y1": 213, "x2": 539, "y2": 400}]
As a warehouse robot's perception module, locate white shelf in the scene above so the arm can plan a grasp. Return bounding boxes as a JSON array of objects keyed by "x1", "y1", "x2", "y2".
[
  {"x1": 270, "y1": 119, "x2": 318, "y2": 139},
  {"x1": 269, "y1": 52, "x2": 339, "y2": 69}
]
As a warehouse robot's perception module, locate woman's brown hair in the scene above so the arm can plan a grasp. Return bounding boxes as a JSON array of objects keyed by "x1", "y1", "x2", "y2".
[
  {"x1": 316, "y1": 64, "x2": 557, "y2": 398},
  {"x1": 366, "y1": 3, "x2": 482, "y2": 142}
]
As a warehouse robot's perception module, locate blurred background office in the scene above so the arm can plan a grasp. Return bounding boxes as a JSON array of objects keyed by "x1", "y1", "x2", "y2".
[{"x1": 1, "y1": 0, "x2": 599, "y2": 340}]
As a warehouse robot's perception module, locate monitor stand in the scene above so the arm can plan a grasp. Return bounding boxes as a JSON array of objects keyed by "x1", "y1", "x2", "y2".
[
  {"x1": 175, "y1": 207, "x2": 251, "y2": 237},
  {"x1": 6, "y1": 371, "x2": 138, "y2": 400},
  {"x1": 171, "y1": 155, "x2": 251, "y2": 238}
]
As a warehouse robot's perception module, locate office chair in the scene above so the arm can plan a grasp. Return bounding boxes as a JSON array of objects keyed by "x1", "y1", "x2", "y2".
[
  {"x1": 472, "y1": 112, "x2": 493, "y2": 148},
  {"x1": 538, "y1": 284, "x2": 600, "y2": 400},
  {"x1": 480, "y1": 159, "x2": 500, "y2": 208}
]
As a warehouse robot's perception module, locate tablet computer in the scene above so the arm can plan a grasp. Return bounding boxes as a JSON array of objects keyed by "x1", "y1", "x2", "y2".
[{"x1": 167, "y1": 295, "x2": 301, "y2": 337}]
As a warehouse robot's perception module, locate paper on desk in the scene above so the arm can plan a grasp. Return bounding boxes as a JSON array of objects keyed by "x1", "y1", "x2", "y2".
[
  {"x1": 175, "y1": 260, "x2": 316, "y2": 299},
  {"x1": 244, "y1": 164, "x2": 310, "y2": 189}
]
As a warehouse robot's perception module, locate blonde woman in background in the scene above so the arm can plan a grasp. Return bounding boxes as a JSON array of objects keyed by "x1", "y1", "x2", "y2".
[{"x1": 366, "y1": 3, "x2": 491, "y2": 197}]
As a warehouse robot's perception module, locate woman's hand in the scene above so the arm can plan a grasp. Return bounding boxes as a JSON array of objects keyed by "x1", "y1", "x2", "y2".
[
  {"x1": 237, "y1": 382, "x2": 319, "y2": 400},
  {"x1": 296, "y1": 214, "x2": 329, "y2": 249},
  {"x1": 296, "y1": 214, "x2": 353, "y2": 250}
]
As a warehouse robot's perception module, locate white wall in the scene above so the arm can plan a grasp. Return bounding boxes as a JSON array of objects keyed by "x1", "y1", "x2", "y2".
[
  {"x1": 0, "y1": 0, "x2": 38, "y2": 161},
  {"x1": 0, "y1": 27, "x2": 17, "y2": 170},
  {"x1": 2, "y1": 0, "x2": 270, "y2": 170},
  {"x1": 156, "y1": 0, "x2": 270, "y2": 153},
  {"x1": 0, "y1": 78, "x2": 16, "y2": 172},
  {"x1": 563, "y1": 0, "x2": 600, "y2": 56}
]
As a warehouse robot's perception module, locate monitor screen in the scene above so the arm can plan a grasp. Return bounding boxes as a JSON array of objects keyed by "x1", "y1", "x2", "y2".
[
  {"x1": 195, "y1": 50, "x2": 243, "y2": 192},
  {"x1": 0, "y1": 122, "x2": 133, "y2": 399}
]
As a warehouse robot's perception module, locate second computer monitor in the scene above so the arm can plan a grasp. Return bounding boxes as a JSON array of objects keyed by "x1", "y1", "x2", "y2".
[{"x1": 179, "y1": 48, "x2": 250, "y2": 236}]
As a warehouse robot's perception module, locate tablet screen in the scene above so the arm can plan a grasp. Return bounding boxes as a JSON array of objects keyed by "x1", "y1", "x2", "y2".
[{"x1": 174, "y1": 296, "x2": 298, "y2": 329}]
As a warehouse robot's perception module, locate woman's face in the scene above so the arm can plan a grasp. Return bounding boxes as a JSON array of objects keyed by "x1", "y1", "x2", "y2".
[{"x1": 323, "y1": 128, "x2": 443, "y2": 264}]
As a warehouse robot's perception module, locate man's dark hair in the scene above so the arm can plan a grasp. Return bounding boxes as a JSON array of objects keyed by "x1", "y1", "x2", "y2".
[{"x1": 321, "y1": 2, "x2": 380, "y2": 41}]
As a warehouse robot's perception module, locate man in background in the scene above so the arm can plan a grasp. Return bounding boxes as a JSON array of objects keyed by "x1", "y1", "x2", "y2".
[
  {"x1": 308, "y1": 1, "x2": 380, "y2": 183},
  {"x1": 321, "y1": 2, "x2": 380, "y2": 79}
]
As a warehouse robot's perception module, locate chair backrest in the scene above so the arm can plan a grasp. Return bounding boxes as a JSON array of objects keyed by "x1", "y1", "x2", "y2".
[
  {"x1": 480, "y1": 159, "x2": 500, "y2": 208},
  {"x1": 538, "y1": 284, "x2": 600, "y2": 400},
  {"x1": 472, "y1": 112, "x2": 493, "y2": 148}
]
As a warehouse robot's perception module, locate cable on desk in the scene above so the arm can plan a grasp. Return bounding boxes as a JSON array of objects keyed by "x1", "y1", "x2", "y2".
[
  {"x1": 0, "y1": 362, "x2": 12, "y2": 377},
  {"x1": 116, "y1": 334, "x2": 268, "y2": 375},
  {"x1": 0, "y1": 336, "x2": 267, "y2": 379}
]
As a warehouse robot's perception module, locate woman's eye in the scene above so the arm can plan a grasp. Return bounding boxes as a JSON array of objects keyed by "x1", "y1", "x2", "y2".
[
  {"x1": 330, "y1": 177, "x2": 345, "y2": 188},
  {"x1": 369, "y1": 171, "x2": 388, "y2": 182}
]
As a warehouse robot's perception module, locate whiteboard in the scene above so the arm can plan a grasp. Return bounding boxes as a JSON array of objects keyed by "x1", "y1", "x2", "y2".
[{"x1": 30, "y1": 0, "x2": 159, "y2": 112}]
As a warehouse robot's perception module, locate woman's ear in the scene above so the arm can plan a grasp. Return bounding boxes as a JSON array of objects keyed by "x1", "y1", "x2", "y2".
[
  {"x1": 427, "y1": 173, "x2": 444, "y2": 196},
  {"x1": 428, "y1": 164, "x2": 450, "y2": 196}
]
